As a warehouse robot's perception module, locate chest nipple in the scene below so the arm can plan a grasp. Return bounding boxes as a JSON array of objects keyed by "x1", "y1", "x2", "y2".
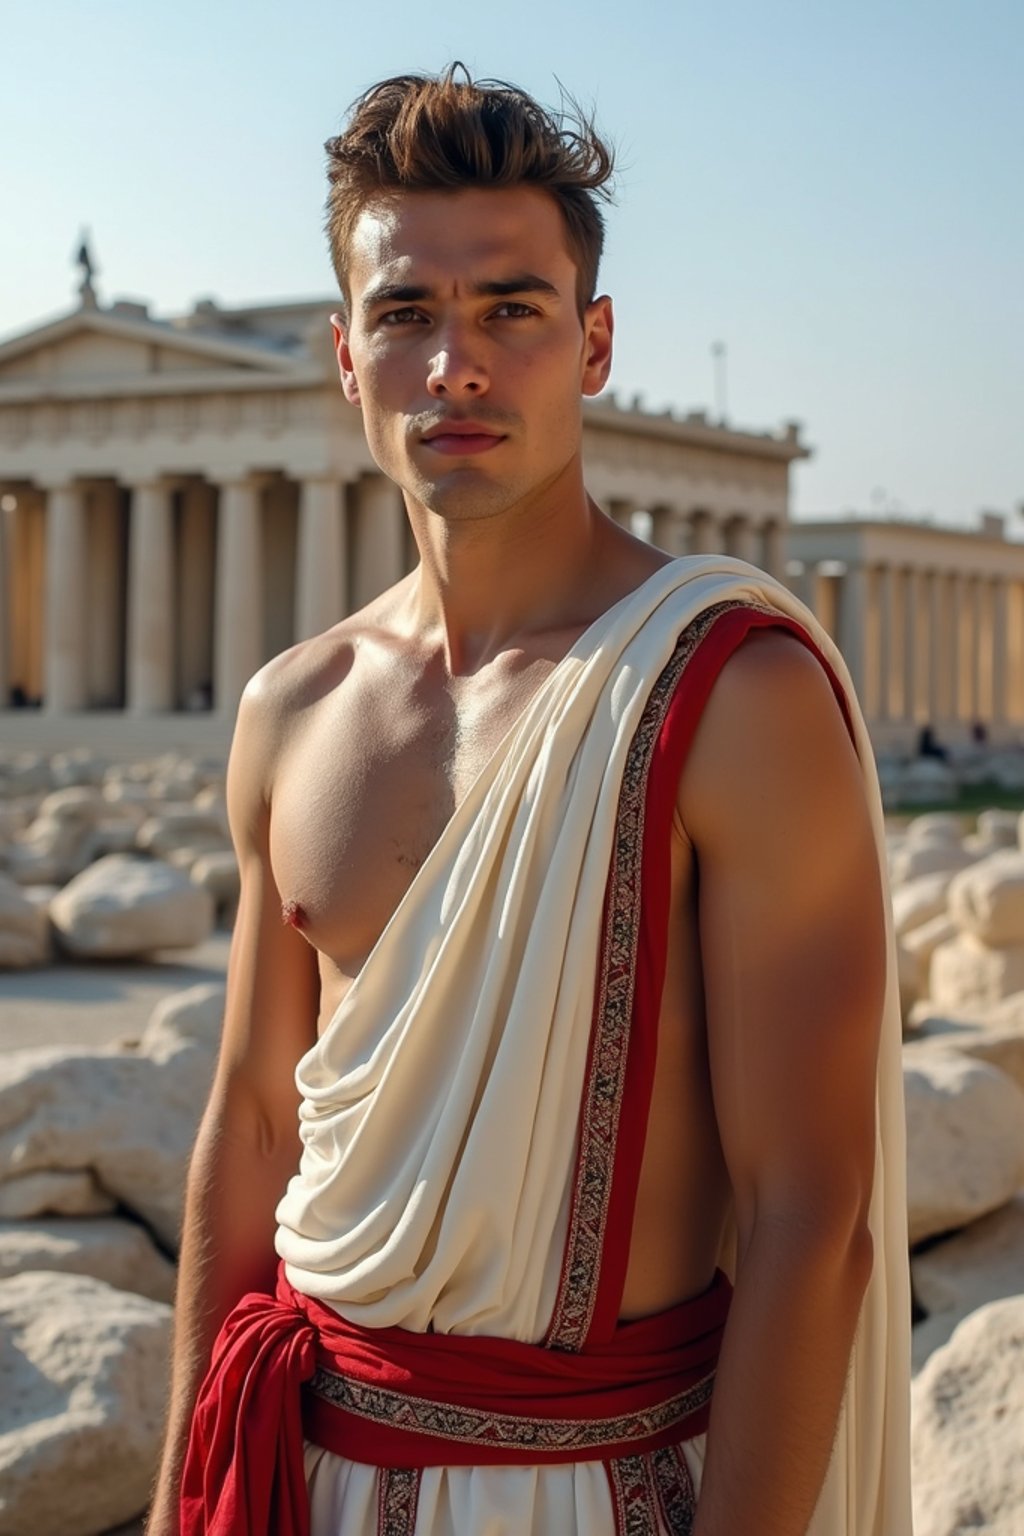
[{"x1": 281, "y1": 898, "x2": 307, "y2": 930}]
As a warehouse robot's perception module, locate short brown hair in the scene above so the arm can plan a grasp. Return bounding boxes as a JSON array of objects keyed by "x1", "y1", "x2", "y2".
[{"x1": 325, "y1": 64, "x2": 614, "y2": 318}]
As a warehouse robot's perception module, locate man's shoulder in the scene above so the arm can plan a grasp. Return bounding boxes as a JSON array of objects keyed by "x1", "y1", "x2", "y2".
[
  {"x1": 241, "y1": 577, "x2": 414, "y2": 724},
  {"x1": 680, "y1": 619, "x2": 857, "y2": 839}
]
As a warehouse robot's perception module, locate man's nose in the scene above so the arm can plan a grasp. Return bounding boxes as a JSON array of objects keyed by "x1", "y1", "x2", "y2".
[{"x1": 426, "y1": 328, "x2": 488, "y2": 397}]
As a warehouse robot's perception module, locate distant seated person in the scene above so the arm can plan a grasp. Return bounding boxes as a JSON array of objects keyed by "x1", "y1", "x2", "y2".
[
  {"x1": 970, "y1": 719, "x2": 989, "y2": 747},
  {"x1": 917, "y1": 723, "x2": 948, "y2": 761}
]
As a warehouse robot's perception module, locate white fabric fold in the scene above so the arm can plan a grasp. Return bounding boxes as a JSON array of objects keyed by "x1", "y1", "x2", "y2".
[{"x1": 274, "y1": 555, "x2": 912, "y2": 1535}]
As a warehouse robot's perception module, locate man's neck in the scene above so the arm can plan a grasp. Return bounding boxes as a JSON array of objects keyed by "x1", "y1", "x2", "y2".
[{"x1": 403, "y1": 464, "x2": 606, "y2": 674}]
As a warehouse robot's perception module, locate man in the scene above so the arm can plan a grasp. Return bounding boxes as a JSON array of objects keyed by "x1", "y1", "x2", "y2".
[{"x1": 148, "y1": 66, "x2": 911, "y2": 1536}]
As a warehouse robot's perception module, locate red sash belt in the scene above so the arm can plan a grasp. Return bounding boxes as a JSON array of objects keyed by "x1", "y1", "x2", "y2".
[{"x1": 180, "y1": 1261, "x2": 730, "y2": 1536}]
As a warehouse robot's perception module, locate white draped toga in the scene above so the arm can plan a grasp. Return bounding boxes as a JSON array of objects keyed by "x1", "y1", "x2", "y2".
[{"x1": 273, "y1": 557, "x2": 913, "y2": 1536}]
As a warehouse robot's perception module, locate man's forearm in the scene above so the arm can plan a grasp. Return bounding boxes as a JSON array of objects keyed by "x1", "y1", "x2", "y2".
[
  {"x1": 146, "y1": 1103, "x2": 296, "y2": 1535},
  {"x1": 692, "y1": 1214, "x2": 872, "y2": 1536}
]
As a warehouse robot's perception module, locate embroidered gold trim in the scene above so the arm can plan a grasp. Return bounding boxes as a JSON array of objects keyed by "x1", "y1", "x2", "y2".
[
  {"x1": 378, "y1": 1466, "x2": 420, "y2": 1536},
  {"x1": 545, "y1": 600, "x2": 753, "y2": 1350},
  {"x1": 652, "y1": 1442, "x2": 697, "y2": 1534},
  {"x1": 608, "y1": 1452, "x2": 660, "y2": 1535},
  {"x1": 307, "y1": 1365, "x2": 714, "y2": 1454}
]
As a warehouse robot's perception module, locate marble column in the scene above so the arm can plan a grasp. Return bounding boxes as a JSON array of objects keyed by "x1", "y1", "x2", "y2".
[
  {"x1": 838, "y1": 562, "x2": 868, "y2": 701},
  {"x1": 88, "y1": 484, "x2": 126, "y2": 709},
  {"x1": 963, "y1": 576, "x2": 981, "y2": 724},
  {"x1": 177, "y1": 482, "x2": 217, "y2": 709},
  {"x1": 688, "y1": 510, "x2": 718, "y2": 555},
  {"x1": 727, "y1": 516, "x2": 760, "y2": 564},
  {"x1": 992, "y1": 578, "x2": 1009, "y2": 727},
  {"x1": 351, "y1": 473, "x2": 405, "y2": 612},
  {"x1": 949, "y1": 573, "x2": 965, "y2": 722},
  {"x1": 215, "y1": 477, "x2": 264, "y2": 715},
  {"x1": 902, "y1": 569, "x2": 918, "y2": 728},
  {"x1": 762, "y1": 521, "x2": 786, "y2": 581},
  {"x1": 976, "y1": 577, "x2": 994, "y2": 724},
  {"x1": 649, "y1": 505, "x2": 677, "y2": 555},
  {"x1": 926, "y1": 571, "x2": 944, "y2": 726},
  {"x1": 44, "y1": 482, "x2": 89, "y2": 712},
  {"x1": 127, "y1": 481, "x2": 175, "y2": 713},
  {"x1": 877, "y1": 564, "x2": 894, "y2": 721},
  {"x1": 295, "y1": 477, "x2": 346, "y2": 640}
]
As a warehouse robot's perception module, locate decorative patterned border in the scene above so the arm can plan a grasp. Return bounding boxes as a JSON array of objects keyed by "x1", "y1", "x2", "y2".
[
  {"x1": 545, "y1": 601, "x2": 750, "y2": 1350},
  {"x1": 652, "y1": 1443, "x2": 698, "y2": 1535},
  {"x1": 607, "y1": 1453, "x2": 660, "y2": 1536},
  {"x1": 308, "y1": 1364, "x2": 714, "y2": 1455},
  {"x1": 378, "y1": 1466, "x2": 420, "y2": 1536}
]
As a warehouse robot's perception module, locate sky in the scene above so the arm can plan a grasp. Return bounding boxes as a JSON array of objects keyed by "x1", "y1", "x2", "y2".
[{"x1": 2, "y1": 0, "x2": 1022, "y2": 524}]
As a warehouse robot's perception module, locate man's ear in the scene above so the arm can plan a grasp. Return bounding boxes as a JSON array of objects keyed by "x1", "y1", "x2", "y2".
[
  {"x1": 331, "y1": 312, "x2": 361, "y2": 408},
  {"x1": 581, "y1": 296, "x2": 614, "y2": 398}
]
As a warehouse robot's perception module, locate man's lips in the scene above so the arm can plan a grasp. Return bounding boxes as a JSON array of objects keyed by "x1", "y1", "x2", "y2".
[{"x1": 421, "y1": 424, "x2": 506, "y2": 456}]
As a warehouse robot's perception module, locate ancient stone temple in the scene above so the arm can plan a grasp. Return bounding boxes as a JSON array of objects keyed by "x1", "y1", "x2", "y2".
[
  {"x1": 789, "y1": 516, "x2": 1024, "y2": 753},
  {"x1": 0, "y1": 288, "x2": 806, "y2": 754}
]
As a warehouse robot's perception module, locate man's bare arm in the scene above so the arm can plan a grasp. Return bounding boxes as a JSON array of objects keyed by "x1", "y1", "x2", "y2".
[
  {"x1": 146, "y1": 674, "x2": 321, "y2": 1535},
  {"x1": 681, "y1": 631, "x2": 886, "y2": 1536}
]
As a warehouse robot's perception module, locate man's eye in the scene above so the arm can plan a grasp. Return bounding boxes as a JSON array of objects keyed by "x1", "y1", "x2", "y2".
[
  {"x1": 493, "y1": 302, "x2": 536, "y2": 318},
  {"x1": 380, "y1": 307, "x2": 424, "y2": 325}
]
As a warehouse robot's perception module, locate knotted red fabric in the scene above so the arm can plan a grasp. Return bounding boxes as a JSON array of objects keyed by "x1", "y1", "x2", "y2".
[{"x1": 179, "y1": 1260, "x2": 731, "y2": 1535}]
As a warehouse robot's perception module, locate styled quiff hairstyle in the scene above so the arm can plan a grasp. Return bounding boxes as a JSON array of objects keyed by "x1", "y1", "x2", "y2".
[{"x1": 325, "y1": 64, "x2": 614, "y2": 318}]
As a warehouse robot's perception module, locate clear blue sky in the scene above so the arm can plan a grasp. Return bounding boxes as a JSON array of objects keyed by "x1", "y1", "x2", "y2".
[{"x1": 3, "y1": 0, "x2": 1021, "y2": 523}]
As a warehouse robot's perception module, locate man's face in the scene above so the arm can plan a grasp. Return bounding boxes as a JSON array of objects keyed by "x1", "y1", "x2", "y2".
[{"x1": 333, "y1": 185, "x2": 613, "y2": 523}]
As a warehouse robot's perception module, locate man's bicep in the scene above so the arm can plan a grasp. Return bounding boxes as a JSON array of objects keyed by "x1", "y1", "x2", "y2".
[{"x1": 680, "y1": 631, "x2": 886, "y2": 1245}]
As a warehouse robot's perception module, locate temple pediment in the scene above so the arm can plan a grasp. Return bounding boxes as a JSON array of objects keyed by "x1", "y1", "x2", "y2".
[{"x1": 0, "y1": 307, "x2": 303, "y2": 390}]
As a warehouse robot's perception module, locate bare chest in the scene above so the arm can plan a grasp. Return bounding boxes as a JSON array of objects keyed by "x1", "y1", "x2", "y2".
[{"x1": 267, "y1": 653, "x2": 559, "y2": 996}]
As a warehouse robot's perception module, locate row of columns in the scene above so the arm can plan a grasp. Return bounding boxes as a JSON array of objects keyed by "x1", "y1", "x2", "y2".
[
  {"x1": 607, "y1": 497, "x2": 786, "y2": 578},
  {"x1": 805, "y1": 561, "x2": 1024, "y2": 730},
  {"x1": 2, "y1": 472, "x2": 408, "y2": 718}
]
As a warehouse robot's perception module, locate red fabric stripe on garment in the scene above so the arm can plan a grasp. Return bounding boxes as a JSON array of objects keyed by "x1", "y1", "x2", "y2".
[{"x1": 588, "y1": 607, "x2": 855, "y2": 1340}]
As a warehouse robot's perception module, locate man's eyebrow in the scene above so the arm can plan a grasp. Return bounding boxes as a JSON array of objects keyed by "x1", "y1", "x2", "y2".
[
  {"x1": 360, "y1": 282, "x2": 431, "y2": 314},
  {"x1": 359, "y1": 273, "x2": 561, "y2": 315},
  {"x1": 470, "y1": 274, "x2": 560, "y2": 300}
]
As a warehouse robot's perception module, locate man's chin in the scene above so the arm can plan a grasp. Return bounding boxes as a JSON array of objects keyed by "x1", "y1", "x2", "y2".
[{"x1": 412, "y1": 472, "x2": 519, "y2": 524}]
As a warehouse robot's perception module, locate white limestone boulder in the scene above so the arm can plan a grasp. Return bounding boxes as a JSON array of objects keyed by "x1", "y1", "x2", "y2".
[
  {"x1": 0, "y1": 985, "x2": 224, "y2": 1250},
  {"x1": 929, "y1": 931, "x2": 1024, "y2": 1013},
  {"x1": 50, "y1": 853, "x2": 214, "y2": 958},
  {"x1": 0, "y1": 1216, "x2": 176, "y2": 1302},
  {"x1": 903, "y1": 1048, "x2": 1024, "y2": 1245},
  {"x1": 912, "y1": 1296, "x2": 1024, "y2": 1536},
  {"x1": 912, "y1": 1002, "x2": 1024, "y2": 1096},
  {"x1": 905, "y1": 813, "x2": 967, "y2": 842},
  {"x1": 898, "y1": 915, "x2": 960, "y2": 1022},
  {"x1": 136, "y1": 809, "x2": 230, "y2": 860},
  {"x1": 0, "y1": 1270, "x2": 171, "y2": 1536},
  {"x1": 189, "y1": 849, "x2": 240, "y2": 919},
  {"x1": 37, "y1": 785, "x2": 106, "y2": 826},
  {"x1": 138, "y1": 981, "x2": 225, "y2": 1072},
  {"x1": 0, "y1": 753, "x2": 50, "y2": 796},
  {"x1": 0, "y1": 1169, "x2": 116, "y2": 1219},
  {"x1": 890, "y1": 840, "x2": 977, "y2": 887},
  {"x1": 969, "y1": 808, "x2": 1020, "y2": 852},
  {"x1": 0, "y1": 873, "x2": 51, "y2": 967},
  {"x1": 947, "y1": 850, "x2": 1024, "y2": 947},
  {"x1": 890, "y1": 872, "x2": 953, "y2": 939},
  {"x1": 911, "y1": 1194, "x2": 1024, "y2": 1370},
  {"x1": 5, "y1": 810, "x2": 99, "y2": 886},
  {"x1": 50, "y1": 748, "x2": 105, "y2": 788}
]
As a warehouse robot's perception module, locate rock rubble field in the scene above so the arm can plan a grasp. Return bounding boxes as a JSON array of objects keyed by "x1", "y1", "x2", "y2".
[{"x1": 2, "y1": 746, "x2": 1024, "y2": 1533}]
